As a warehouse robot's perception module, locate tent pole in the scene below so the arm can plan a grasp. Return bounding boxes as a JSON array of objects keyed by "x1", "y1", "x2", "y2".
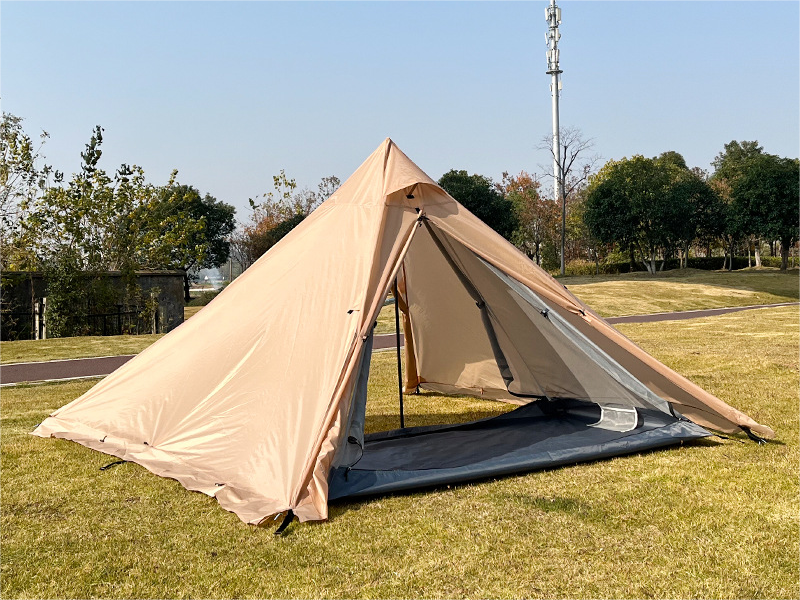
[{"x1": 393, "y1": 279, "x2": 405, "y2": 429}]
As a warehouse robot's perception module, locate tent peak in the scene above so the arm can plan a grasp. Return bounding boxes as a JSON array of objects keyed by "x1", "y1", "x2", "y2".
[{"x1": 332, "y1": 138, "x2": 442, "y2": 205}]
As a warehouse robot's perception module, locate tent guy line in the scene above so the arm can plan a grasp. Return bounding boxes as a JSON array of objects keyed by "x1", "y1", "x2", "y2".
[{"x1": 1, "y1": 302, "x2": 796, "y2": 386}]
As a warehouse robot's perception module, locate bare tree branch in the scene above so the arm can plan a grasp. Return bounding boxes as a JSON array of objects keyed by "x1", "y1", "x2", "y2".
[{"x1": 536, "y1": 126, "x2": 601, "y2": 200}]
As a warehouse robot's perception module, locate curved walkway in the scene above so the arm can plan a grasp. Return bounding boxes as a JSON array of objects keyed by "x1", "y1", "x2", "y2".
[{"x1": 1, "y1": 302, "x2": 796, "y2": 386}]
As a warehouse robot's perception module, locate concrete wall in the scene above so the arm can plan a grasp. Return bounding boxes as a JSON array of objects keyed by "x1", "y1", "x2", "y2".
[{"x1": 0, "y1": 271, "x2": 185, "y2": 340}]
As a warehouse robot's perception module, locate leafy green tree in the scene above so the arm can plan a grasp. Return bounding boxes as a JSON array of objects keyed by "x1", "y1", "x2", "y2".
[
  {"x1": 733, "y1": 154, "x2": 799, "y2": 270},
  {"x1": 584, "y1": 156, "x2": 688, "y2": 273},
  {"x1": 565, "y1": 187, "x2": 605, "y2": 273},
  {"x1": 0, "y1": 112, "x2": 62, "y2": 269},
  {"x1": 712, "y1": 140, "x2": 765, "y2": 182},
  {"x1": 16, "y1": 127, "x2": 154, "y2": 335},
  {"x1": 438, "y1": 169, "x2": 517, "y2": 240},
  {"x1": 21, "y1": 127, "x2": 142, "y2": 273},
  {"x1": 656, "y1": 160, "x2": 719, "y2": 268},
  {"x1": 656, "y1": 150, "x2": 689, "y2": 170},
  {"x1": 711, "y1": 140, "x2": 768, "y2": 266},
  {"x1": 140, "y1": 180, "x2": 236, "y2": 301},
  {"x1": 18, "y1": 125, "x2": 236, "y2": 322}
]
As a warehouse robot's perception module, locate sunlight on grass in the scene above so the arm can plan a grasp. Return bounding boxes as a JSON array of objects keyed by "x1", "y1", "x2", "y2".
[
  {"x1": 2, "y1": 307, "x2": 796, "y2": 598},
  {"x1": 364, "y1": 351, "x2": 512, "y2": 433},
  {"x1": 564, "y1": 268, "x2": 798, "y2": 317},
  {"x1": 374, "y1": 303, "x2": 396, "y2": 335},
  {"x1": 0, "y1": 334, "x2": 163, "y2": 365},
  {"x1": 183, "y1": 305, "x2": 204, "y2": 320}
]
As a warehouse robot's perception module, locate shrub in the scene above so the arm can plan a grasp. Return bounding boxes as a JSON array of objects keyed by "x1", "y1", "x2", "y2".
[
  {"x1": 562, "y1": 260, "x2": 645, "y2": 276},
  {"x1": 187, "y1": 289, "x2": 220, "y2": 307},
  {"x1": 759, "y1": 256, "x2": 783, "y2": 268},
  {"x1": 556, "y1": 256, "x2": 772, "y2": 277}
]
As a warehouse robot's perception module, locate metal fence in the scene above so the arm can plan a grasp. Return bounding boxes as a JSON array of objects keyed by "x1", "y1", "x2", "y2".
[
  {"x1": 68, "y1": 305, "x2": 159, "y2": 337},
  {"x1": 0, "y1": 303, "x2": 158, "y2": 341}
]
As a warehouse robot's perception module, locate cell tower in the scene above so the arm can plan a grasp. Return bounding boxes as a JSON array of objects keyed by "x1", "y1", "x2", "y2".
[{"x1": 545, "y1": 0, "x2": 565, "y2": 275}]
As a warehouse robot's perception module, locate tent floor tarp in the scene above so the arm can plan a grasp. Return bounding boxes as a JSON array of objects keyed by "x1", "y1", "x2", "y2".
[{"x1": 329, "y1": 399, "x2": 711, "y2": 501}]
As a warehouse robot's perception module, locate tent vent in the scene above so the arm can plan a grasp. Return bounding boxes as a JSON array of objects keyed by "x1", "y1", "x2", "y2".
[{"x1": 589, "y1": 405, "x2": 638, "y2": 432}]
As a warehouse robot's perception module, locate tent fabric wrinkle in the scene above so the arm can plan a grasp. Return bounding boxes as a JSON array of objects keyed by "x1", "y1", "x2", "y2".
[{"x1": 32, "y1": 138, "x2": 773, "y2": 525}]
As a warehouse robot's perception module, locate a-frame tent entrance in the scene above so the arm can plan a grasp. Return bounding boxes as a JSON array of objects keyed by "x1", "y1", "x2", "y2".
[{"x1": 327, "y1": 219, "x2": 710, "y2": 501}]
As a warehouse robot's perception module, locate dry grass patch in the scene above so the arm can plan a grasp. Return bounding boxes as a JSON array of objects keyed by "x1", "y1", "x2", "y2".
[
  {"x1": 183, "y1": 305, "x2": 204, "y2": 320},
  {"x1": 564, "y1": 268, "x2": 798, "y2": 317},
  {"x1": 2, "y1": 307, "x2": 797, "y2": 598}
]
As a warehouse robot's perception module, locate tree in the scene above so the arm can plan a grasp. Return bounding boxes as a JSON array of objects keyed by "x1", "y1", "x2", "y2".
[
  {"x1": 16, "y1": 126, "x2": 162, "y2": 336},
  {"x1": 584, "y1": 156, "x2": 688, "y2": 273},
  {"x1": 537, "y1": 126, "x2": 600, "y2": 274},
  {"x1": 0, "y1": 112, "x2": 62, "y2": 269},
  {"x1": 501, "y1": 171, "x2": 557, "y2": 267},
  {"x1": 140, "y1": 181, "x2": 236, "y2": 301},
  {"x1": 656, "y1": 150, "x2": 689, "y2": 170},
  {"x1": 733, "y1": 154, "x2": 799, "y2": 270},
  {"x1": 438, "y1": 169, "x2": 517, "y2": 240},
  {"x1": 711, "y1": 140, "x2": 767, "y2": 267},
  {"x1": 20, "y1": 127, "x2": 146, "y2": 273},
  {"x1": 565, "y1": 187, "x2": 604, "y2": 273},
  {"x1": 18, "y1": 125, "x2": 235, "y2": 312},
  {"x1": 712, "y1": 140, "x2": 765, "y2": 182},
  {"x1": 233, "y1": 173, "x2": 340, "y2": 271},
  {"x1": 653, "y1": 155, "x2": 719, "y2": 268}
]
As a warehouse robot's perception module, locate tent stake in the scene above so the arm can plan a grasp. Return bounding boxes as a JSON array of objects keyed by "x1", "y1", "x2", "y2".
[{"x1": 393, "y1": 279, "x2": 405, "y2": 429}]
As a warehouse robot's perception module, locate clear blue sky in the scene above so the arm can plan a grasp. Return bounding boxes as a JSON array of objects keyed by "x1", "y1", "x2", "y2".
[{"x1": 3, "y1": 1, "x2": 798, "y2": 217}]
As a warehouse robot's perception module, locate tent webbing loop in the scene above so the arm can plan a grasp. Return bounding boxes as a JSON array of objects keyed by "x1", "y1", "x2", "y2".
[
  {"x1": 393, "y1": 279, "x2": 405, "y2": 429},
  {"x1": 274, "y1": 510, "x2": 295, "y2": 535},
  {"x1": 741, "y1": 426, "x2": 767, "y2": 445}
]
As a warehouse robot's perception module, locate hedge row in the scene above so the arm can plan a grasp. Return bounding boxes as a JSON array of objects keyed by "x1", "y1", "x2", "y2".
[{"x1": 561, "y1": 256, "x2": 787, "y2": 276}]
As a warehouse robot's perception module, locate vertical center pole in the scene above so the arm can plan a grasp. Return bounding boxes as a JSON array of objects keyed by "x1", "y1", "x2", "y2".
[{"x1": 393, "y1": 278, "x2": 405, "y2": 429}]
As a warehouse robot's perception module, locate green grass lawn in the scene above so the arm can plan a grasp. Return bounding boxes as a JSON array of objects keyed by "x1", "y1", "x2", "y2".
[
  {"x1": 2, "y1": 307, "x2": 797, "y2": 598},
  {"x1": 0, "y1": 306, "x2": 203, "y2": 365},
  {"x1": 564, "y1": 267, "x2": 798, "y2": 317},
  {"x1": 0, "y1": 334, "x2": 163, "y2": 365},
  {"x1": 183, "y1": 305, "x2": 204, "y2": 320},
  {"x1": 375, "y1": 302, "x2": 396, "y2": 335}
]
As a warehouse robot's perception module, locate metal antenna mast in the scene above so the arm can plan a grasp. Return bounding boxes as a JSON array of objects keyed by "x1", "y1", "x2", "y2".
[{"x1": 545, "y1": 0, "x2": 564, "y2": 275}]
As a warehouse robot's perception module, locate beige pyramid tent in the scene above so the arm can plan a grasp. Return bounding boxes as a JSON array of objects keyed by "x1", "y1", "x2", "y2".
[{"x1": 33, "y1": 139, "x2": 773, "y2": 525}]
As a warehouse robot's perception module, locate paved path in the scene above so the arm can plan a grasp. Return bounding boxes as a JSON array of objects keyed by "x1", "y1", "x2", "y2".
[
  {"x1": 603, "y1": 301, "x2": 798, "y2": 324},
  {"x1": 2, "y1": 302, "x2": 796, "y2": 385},
  {"x1": 0, "y1": 355, "x2": 134, "y2": 386}
]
